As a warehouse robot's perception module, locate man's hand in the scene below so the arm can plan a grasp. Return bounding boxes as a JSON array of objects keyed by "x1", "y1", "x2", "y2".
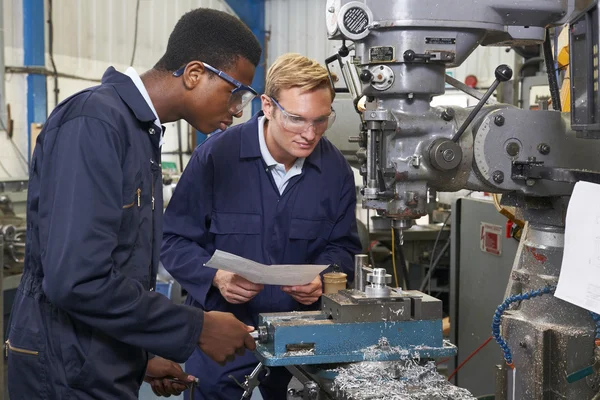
[
  {"x1": 199, "y1": 311, "x2": 256, "y2": 365},
  {"x1": 213, "y1": 270, "x2": 264, "y2": 304},
  {"x1": 282, "y1": 275, "x2": 323, "y2": 305},
  {"x1": 144, "y1": 356, "x2": 197, "y2": 397}
]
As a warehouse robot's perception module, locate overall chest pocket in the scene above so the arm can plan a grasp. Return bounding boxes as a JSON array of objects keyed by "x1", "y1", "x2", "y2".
[
  {"x1": 288, "y1": 218, "x2": 333, "y2": 262},
  {"x1": 209, "y1": 212, "x2": 261, "y2": 254}
]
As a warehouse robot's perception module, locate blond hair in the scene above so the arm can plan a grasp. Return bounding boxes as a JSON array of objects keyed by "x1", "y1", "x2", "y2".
[{"x1": 265, "y1": 53, "x2": 337, "y2": 100}]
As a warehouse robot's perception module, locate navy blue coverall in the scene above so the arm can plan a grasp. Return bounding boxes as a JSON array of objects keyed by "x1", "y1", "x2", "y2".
[
  {"x1": 161, "y1": 113, "x2": 362, "y2": 399},
  {"x1": 7, "y1": 67, "x2": 203, "y2": 399}
]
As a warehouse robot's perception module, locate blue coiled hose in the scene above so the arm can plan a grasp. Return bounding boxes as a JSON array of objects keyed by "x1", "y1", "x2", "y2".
[{"x1": 492, "y1": 286, "x2": 556, "y2": 366}]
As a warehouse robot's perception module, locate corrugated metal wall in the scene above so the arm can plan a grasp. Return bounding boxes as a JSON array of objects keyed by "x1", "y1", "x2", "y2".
[
  {"x1": 46, "y1": 0, "x2": 234, "y2": 106},
  {"x1": 1, "y1": 0, "x2": 238, "y2": 178},
  {"x1": 1, "y1": 0, "x2": 520, "y2": 178},
  {"x1": 265, "y1": 0, "x2": 338, "y2": 68}
]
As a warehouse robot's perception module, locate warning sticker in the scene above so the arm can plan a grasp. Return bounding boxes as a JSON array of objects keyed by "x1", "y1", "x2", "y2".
[{"x1": 480, "y1": 222, "x2": 503, "y2": 256}]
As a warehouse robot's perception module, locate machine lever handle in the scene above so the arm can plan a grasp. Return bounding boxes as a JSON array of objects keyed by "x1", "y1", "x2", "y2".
[{"x1": 451, "y1": 64, "x2": 512, "y2": 143}]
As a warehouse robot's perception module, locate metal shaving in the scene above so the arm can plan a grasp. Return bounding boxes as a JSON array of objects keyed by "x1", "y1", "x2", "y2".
[
  {"x1": 362, "y1": 337, "x2": 417, "y2": 361},
  {"x1": 331, "y1": 338, "x2": 475, "y2": 400},
  {"x1": 283, "y1": 348, "x2": 315, "y2": 357},
  {"x1": 332, "y1": 360, "x2": 476, "y2": 400}
]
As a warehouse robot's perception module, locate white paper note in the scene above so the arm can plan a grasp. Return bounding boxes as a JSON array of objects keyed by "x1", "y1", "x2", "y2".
[
  {"x1": 204, "y1": 250, "x2": 329, "y2": 286},
  {"x1": 555, "y1": 181, "x2": 600, "y2": 314}
]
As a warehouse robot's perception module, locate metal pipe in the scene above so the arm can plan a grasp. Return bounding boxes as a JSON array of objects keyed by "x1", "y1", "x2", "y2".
[
  {"x1": 23, "y1": 0, "x2": 48, "y2": 163},
  {"x1": 5, "y1": 66, "x2": 102, "y2": 83},
  {"x1": 0, "y1": 0, "x2": 7, "y2": 131},
  {"x1": 354, "y1": 254, "x2": 369, "y2": 291},
  {"x1": 494, "y1": 364, "x2": 507, "y2": 399}
]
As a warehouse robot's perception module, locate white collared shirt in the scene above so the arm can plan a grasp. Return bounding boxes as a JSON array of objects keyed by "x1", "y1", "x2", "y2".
[
  {"x1": 124, "y1": 67, "x2": 164, "y2": 147},
  {"x1": 258, "y1": 116, "x2": 304, "y2": 195}
]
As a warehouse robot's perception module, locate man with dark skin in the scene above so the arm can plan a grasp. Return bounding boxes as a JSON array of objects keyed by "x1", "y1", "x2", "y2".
[{"x1": 7, "y1": 8, "x2": 260, "y2": 400}]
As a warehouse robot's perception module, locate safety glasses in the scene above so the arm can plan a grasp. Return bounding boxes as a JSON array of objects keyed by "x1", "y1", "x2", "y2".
[
  {"x1": 173, "y1": 62, "x2": 258, "y2": 115},
  {"x1": 270, "y1": 97, "x2": 336, "y2": 134}
]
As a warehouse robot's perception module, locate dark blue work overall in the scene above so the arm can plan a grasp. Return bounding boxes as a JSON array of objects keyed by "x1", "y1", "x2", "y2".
[
  {"x1": 161, "y1": 113, "x2": 361, "y2": 399},
  {"x1": 7, "y1": 67, "x2": 203, "y2": 399}
]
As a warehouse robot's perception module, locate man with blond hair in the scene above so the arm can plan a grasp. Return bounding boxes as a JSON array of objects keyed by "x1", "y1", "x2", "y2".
[{"x1": 161, "y1": 53, "x2": 361, "y2": 399}]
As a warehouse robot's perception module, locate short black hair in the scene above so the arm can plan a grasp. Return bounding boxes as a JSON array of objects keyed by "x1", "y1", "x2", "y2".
[{"x1": 154, "y1": 8, "x2": 262, "y2": 72}]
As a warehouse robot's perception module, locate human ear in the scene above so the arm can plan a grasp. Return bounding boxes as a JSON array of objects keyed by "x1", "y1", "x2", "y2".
[{"x1": 181, "y1": 61, "x2": 207, "y2": 90}]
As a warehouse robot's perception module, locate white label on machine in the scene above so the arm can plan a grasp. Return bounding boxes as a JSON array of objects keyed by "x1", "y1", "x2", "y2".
[
  {"x1": 480, "y1": 222, "x2": 503, "y2": 256},
  {"x1": 556, "y1": 181, "x2": 600, "y2": 314}
]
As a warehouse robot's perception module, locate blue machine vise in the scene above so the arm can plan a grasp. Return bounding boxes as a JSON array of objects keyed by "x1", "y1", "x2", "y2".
[{"x1": 254, "y1": 289, "x2": 456, "y2": 367}]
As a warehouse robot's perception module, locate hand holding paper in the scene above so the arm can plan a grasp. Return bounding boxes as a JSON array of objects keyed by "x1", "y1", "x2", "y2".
[
  {"x1": 205, "y1": 250, "x2": 328, "y2": 286},
  {"x1": 282, "y1": 275, "x2": 323, "y2": 305},
  {"x1": 213, "y1": 270, "x2": 264, "y2": 304}
]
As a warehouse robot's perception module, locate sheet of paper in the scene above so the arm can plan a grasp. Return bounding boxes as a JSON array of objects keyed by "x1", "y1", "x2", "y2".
[
  {"x1": 555, "y1": 181, "x2": 600, "y2": 314},
  {"x1": 204, "y1": 250, "x2": 329, "y2": 286}
]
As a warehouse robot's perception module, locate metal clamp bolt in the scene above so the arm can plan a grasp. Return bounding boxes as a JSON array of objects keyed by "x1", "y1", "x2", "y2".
[
  {"x1": 493, "y1": 170, "x2": 504, "y2": 184},
  {"x1": 442, "y1": 149, "x2": 456, "y2": 162},
  {"x1": 441, "y1": 108, "x2": 455, "y2": 121},
  {"x1": 537, "y1": 143, "x2": 551, "y2": 155}
]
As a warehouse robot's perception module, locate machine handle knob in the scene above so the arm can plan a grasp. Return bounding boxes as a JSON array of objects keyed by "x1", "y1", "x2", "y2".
[
  {"x1": 403, "y1": 50, "x2": 416, "y2": 61},
  {"x1": 495, "y1": 64, "x2": 513, "y2": 82},
  {"x1": 451, "y1": 64, "x2": 513, "y2": 143},
  {"x1": 359, "y1": 69, "x2": 373, "y2": 83}
]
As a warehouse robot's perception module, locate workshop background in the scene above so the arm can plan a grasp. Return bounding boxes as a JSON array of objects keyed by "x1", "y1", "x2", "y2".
[{"x1": 0, "y1": 0, "x2": 557, "y2": 399}]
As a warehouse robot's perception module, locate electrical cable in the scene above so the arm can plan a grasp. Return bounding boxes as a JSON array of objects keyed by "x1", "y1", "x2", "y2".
[
  {"x1": 0, "y1": 159, "x2": 12, "y2": 177},
  {"x1": 0, "y1": 102, "x2": 7, "y2": 131},
  {"x1": 394, "y1": 232, "x2": 409, "y2": 289},
  {"x1": 367, "y1": 240, "x2": 377, "y2": 269},
  {"x1": 419, "y1": 212, "x2": 451, "y2": 293},
  {"x1": 420, "y1": 240, "x2": 450, "y2": 294},
  {"x1": 9, "y1": 139, "x2": 29, "y2": 174},
  {"x1": 436, "y1": 357, "x2": 451, "y2": 366},
  {"x1": 391, "y1": 228, "x2": 399, "y2": 288},
  {"x1": 130, "y1": 0, "x2": 142, "y2": 66},
  {"x1": 447, "y1": 336, "x2": 493, "y2": 381},
  {"x1": 518, "y1": 57, "x2": 544, "y2": 77},
  {"x1": 47, "y1": 0, "x2": 59, "y2": 106},
  {"x1": 543, "y1": 28, "x2": 562, "y2": 111},
  {"x1": 492, "y1": 193, "x2": 524, "y2": 229}
]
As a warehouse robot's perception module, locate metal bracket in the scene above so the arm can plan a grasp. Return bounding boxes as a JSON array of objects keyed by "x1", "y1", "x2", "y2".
[
  {"x1": 229, "y1": 362, "x2": 270, "y2": 400},
  {"x1": 286, "y1": 365, "x2": 328, "y2": 400},
  {"x1": 511, "y1": 160, "x2": 600, "y2": 184}
]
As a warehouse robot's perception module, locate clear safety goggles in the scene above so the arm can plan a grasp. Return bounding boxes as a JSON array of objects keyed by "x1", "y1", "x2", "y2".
[
  {"x1": 173, "y1": 62, "x2": 258, "y2": 115},
  {"x1": 270, "y1": 97, "x2": 336, "y2": 134}
]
